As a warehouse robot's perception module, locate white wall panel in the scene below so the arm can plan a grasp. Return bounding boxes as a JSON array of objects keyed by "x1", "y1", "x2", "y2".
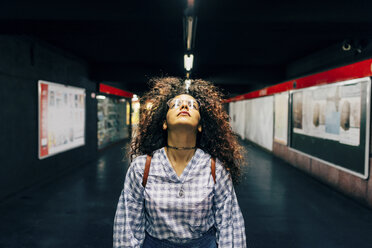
[
  {"x1": 244, "y1": 100, "x2": 252, "y2": 140},
  {"x1": 244, "y1": 96, "x2": 274, "y2": 151},
  {"x1": 274, "y1": 92, "x2": 289, "y2": 145},
  {"x1": 235, "y1": 100, "x2": 246, "y2": 139},
  {"x1": 229, "y1": 96, "x2": 274, "y2": 151},
  {"x1": 229, "y1": 101, "x2": 236, "y2": 132}
]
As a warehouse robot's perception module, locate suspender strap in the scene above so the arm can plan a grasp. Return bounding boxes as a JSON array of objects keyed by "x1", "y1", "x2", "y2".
[
  {"x1": 142, "y1": 155, "x2": 216, "y2": 188},
  {"x1": 142, "y1": 155, "x2": 152, "y2": 188},
  {"x1": 211, "y1": 157, "x2": 216, "y2": 184}
]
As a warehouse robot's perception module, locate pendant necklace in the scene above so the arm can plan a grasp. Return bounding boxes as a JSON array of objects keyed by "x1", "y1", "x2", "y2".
[
  {"x1": 166, "y1": 147, "x2": 193, "y2": 198},
  {"x1": 177, "y1": 172, "x2": 189, "y2": 198},
  {"x1": 178, "y1": 184, "x2": 185, "y2": 198}
]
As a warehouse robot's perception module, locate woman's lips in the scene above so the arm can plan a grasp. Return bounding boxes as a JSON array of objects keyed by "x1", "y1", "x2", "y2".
[{"x1": 178, "y1": 111, "x2": 191, "y2": 116}]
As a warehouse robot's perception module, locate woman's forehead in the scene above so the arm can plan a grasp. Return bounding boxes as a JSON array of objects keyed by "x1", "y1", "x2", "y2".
[{"x1": 173, "y1": 94, "x2": 195, "y2": 100}]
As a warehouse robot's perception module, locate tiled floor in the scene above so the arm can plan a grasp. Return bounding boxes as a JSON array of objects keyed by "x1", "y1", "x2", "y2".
[{"x1": 1, "y1": 140, "x2": 372, "y2": 247}]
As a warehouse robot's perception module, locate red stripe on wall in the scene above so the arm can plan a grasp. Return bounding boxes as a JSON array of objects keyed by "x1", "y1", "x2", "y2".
[
  {"x1": 225, "y1": 59, "x2": 372, "y2": 102},
  {"x1": 99, "y1": 83, "x2": 134, "y2": 98},
  {"x1": 39, "y1": 83, "x2": 49, "y2": 158}
]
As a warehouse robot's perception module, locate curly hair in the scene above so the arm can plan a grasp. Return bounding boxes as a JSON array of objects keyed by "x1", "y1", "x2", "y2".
[{"x1": 130, "y1": 77, "x2": 245, "y2": 184}]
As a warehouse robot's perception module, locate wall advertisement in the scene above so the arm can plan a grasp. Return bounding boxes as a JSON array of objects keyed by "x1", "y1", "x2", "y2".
[
  {"x1": 292, "y1": 78, "x2": 365, "y2": 146},
  {"x1": 38, "y1": 80, "x2": 86, "y2": 159}
]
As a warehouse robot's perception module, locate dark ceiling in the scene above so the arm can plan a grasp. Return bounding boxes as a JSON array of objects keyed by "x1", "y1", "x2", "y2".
[{"x1": 2, "y1": 0, "x2": 372, "y2": 97}]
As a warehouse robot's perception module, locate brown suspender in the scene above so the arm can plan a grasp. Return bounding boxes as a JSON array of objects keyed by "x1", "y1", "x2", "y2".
[
  {"x1": 211, "y1": 157, "x2": 216, "y2": 183},
  {"x1": 142, "y1": 155, "x2": 152, "y2": 188},
  {"x1": 142, "y1": 155, "x2": 216, "y2": 188}
]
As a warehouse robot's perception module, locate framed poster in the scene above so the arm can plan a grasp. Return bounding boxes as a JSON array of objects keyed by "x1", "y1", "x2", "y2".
[
  {"x1": 38, "y1": 80, "x2": 86, "y2": 159},
  {"x1": 289, "y1": 77, "x2": 370, "y2": 179}
]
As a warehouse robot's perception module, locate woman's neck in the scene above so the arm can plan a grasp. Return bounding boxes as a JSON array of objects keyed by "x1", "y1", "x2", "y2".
[
  {"x1": 167, "y1": 129, "x2": 197, "y2": 149},
  {"x1": 166, "y1": 130, "x2": 197, "y2": 169}
]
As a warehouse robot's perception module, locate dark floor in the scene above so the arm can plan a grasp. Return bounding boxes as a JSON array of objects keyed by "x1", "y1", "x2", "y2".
[{"x1": 1, "y1": 141, "x2": 372, "y2": 248}]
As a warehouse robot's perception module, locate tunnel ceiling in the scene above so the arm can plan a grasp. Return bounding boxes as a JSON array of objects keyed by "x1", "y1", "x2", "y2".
[{"x1": 1, "y1": 1, "x2": 372, "y2": 96}]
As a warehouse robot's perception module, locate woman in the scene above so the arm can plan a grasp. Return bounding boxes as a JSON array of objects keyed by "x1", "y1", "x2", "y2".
[{"x1": 113, "y1": 77, "x2": 246, "y2": 247}]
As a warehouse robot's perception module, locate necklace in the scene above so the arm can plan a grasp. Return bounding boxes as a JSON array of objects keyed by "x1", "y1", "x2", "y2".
[
  {"x1": 178, "y1": 185, "x2": 185, "y2": 198},
  {"x1": 167, "y1": 145, "x2": 196, "y2": 150}
]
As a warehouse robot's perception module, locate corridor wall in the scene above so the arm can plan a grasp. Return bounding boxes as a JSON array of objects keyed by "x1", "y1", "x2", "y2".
[
  {"x1": 0, "y1": 36, "x2": 98, "y2": 200},
  {"x1": 227, "y1": 59, "x2": 372, "y2": 209}
]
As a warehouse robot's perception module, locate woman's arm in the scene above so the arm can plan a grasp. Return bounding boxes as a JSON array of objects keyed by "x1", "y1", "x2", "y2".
[
  {"x1": 213, "y1": 160, "x2": 246, "y2": 248},
  {"x1": 113, "y1": 161, "x2": 146, "y2": 248}
]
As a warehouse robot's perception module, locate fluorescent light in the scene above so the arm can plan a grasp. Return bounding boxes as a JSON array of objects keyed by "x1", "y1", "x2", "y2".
[
  {"x1": 96, "y1": 95, "x2": 106, "y2": 99},
  {"x1": 187, "y1": 17, "x2": 193, "y2": 50},
  {"x1": 184, "y1": 54, "x2": 194, "y2": 71},
  {"x1": 132, "y1": 94, "x2": 138, "y2": 101},
  {"x1": 187, "y1": 0, "x2": 195, "y2": 8}
]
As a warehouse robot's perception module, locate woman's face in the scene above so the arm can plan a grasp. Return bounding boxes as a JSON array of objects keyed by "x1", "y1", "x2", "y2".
[{"x1": 165, "y1": 94, "x2": 201, "y2": 131}]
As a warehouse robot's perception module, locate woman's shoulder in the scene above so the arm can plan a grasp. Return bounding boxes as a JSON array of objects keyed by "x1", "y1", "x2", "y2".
[
  {"x1": 213, "y1": 157, "x2": 231, "y2": 180},
  {"x1": 198, "y1": 149, "x2": 228, "y2": 176},
  {"x1": 129, "y1": 154, "x2": 148, "y2": 172},
  {"x1": 129, "y1": 148, "x2": 163, "y2": 172}
]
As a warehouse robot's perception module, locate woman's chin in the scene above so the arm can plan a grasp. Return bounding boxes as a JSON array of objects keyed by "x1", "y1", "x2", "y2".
[{"x1": 169, "y1": 122, "x2": 198, "y2": 131}]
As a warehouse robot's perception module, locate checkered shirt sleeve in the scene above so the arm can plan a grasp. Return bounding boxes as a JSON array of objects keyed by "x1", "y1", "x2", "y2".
[
  {"x1": 113, "y1": 156, "x2": 146, "y2": 248},
  {"x1": 214, "y1": 159, "x2": 247, "y2": 248}
]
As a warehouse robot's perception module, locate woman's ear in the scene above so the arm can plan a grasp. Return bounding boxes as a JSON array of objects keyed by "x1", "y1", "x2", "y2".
[{"x1": 163, "y1": 121, "x2": 167, "y2": 130}]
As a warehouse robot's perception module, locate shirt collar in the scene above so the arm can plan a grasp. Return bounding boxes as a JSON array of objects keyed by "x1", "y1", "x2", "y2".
[{"x1": 158, "y1": 147, "x2": 205, "y2": 183}]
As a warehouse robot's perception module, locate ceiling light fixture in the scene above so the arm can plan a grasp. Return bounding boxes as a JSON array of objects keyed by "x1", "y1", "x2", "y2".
[
  {"x1": 96, "y1": 95, "x2": 106, "y2": 100},
  {"x1": 184, "y1": 54, "x2": 194, "y2": 71}
]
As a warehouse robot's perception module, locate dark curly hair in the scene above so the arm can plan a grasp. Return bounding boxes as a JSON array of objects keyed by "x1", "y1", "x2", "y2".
[{"x1": 130, "y1": 77, "x2": 245, "y2": 184}]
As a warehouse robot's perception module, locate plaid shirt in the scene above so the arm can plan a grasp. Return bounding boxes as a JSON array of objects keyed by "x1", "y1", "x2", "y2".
[{"x1": 113, "y1": 148, "x2": 246, "y2": 247}]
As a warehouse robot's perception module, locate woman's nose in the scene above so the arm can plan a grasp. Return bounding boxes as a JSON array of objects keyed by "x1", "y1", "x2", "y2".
[{"x1": 179, "y1": 100, "x2": 189, "y2": 110}]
